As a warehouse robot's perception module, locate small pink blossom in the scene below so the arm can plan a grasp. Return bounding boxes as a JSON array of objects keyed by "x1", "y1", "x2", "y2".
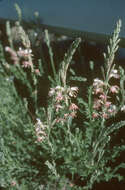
[
  {"x1": 5, "y1": 46, "x2": 16, "y2": 57},
  {"x1": 37, "y1": 136, "x2": 45, "y2": 142},
  {"x1": 69, "y1": 183, "x2": 74, "y2": 187},
  {"x1": 107, "y1": 105, "x2": 117, "y2": 114},
  {"x1": 35, "y1": 69, "x2": 40, "y2": 75},
  {"x1": 64, "y1": 113, "x2": 69, "y2": 118},
  {"x1": 56, "y1": 92, "x2": 63, "y2": 102},
  {"x1": 108, "y1": 109, "x2": 114, "y2": 113},
  {"x1": 17, "y1": 48, "x2": 32, "y2": 58},
  {"x1": 93, "y1": 99, "x2": 102, "y2": 110},
  {"x1": 92, "y1": 112, "x2": 99, "y2": 118},
  {"x1": 55, "y1": 104, "x2": 63, "y2": 112},
  {"x1": 22, "y1": 61, "x2": 32, "y2": 68},
  {"x1": 102, "y1": 112, "x2": 108, "y2": 119},
  {"x1": 99, "y1": 94, "x2": 107, "y2": 101},
  {"x1": 110, "y1": 85, "x2": 119, "y2": 93},
  {"x1": 69, "y1": 103, "x2": 78, "y2": 110},
  {"x1": 93, "y1": 87, "x2": 103, "y2": 94},
  {"x1": 105, "y1": 101, "x2": 112, "y2": 108}
]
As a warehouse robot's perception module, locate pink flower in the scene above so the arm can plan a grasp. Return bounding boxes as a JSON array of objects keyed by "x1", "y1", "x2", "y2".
[
  {"x1": 37, "y1": 136, "x2": 45, "y2": 142},
  {"x1": 69, "y1": 183, "x2": 74, "y2": 187},
  {"x1": 56, "y1": 92, "x2": 63, "y2": 102},
  {"x1": 69, "y1": 103, "x2": 78, "y2": 110},
  {"x1": 92, "y1": 112, "x2": 99, "y2": 118},
  {"x1": 17, "y1": 48, "x2": 32, "y2": 58},
  {"x1": 105, "y1": 101, "x2": 112, "y2": 108},
  {"x1": 110, "y1": 85, "x2": 119, "y2": 93},
  {"x1": 99, "y1": 94, "x2": 107, "y2": 101},
  {"x1": 22, "y1": 61, "x2": 32, "y2": 68},
  {"x1": 35, "y1": 69, "x2": 40, "y2": 75},
  {"x1": 55, "y1": 104, "x2": 63, "y2": 112},
  {"x1": 64, "y1": 113, "x2": 69, "y2": 118},
  {"x1": 93, "y1": 99, "x2": 102, "y2": 110},
  {"x1": 102, "y1": 112, "x2": 108, "y2": 119},
  {"x1": 107, "y1": 105, "x2": 117, "y2": 115},
  {"x1": 93, "y1": 87, "x2": 103, "y2": 94}
]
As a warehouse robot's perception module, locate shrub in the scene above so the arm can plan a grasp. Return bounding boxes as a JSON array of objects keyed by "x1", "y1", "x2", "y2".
[{"x1": 0, "y1": 9, "x2": 125, "y2": 189}]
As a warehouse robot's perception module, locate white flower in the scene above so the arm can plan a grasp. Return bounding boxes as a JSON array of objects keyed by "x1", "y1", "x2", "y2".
[
  {"x1": 36, "y1": 118, "x2": 45, "y2": 130},
  {"x1": 110, "y1": 69, "x2": 119, "y2": 79},
  {"x1": 24, "y1": 49, "x2": 32, "y2": 54},
  {"x1": 93, "y1": 78, "x2": 104, "y2": 87},
  {"x1": 48, "y1": 88, "x2": 55, "y2": 96}
]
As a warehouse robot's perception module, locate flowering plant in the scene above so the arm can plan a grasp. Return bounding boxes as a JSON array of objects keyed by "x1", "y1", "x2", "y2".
[{"x1": 0, "y1": 8, "x2": 125, "y2": 189}]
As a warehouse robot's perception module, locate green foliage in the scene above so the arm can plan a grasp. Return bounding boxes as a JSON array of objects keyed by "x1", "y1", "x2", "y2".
[{"x1": 0, "y1": 10, "x2": 125, "y2": 190}]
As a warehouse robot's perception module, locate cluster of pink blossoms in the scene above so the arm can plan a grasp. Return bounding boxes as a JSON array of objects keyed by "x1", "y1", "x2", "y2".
[
  {"x1": 92, "y1": 77, "x2": 119, "y2": 119},
  {"x1": 49, "y1": 86, "x2": 79, "y2": 123},
  {"x1": 5, "y1": 46, "x2": 40, "y2": 74}
]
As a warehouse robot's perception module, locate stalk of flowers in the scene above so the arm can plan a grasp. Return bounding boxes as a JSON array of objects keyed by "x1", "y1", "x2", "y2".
[
  {"x1": 48, "y1": 38, "x2": 81, "y2": 124},
  {"x1": 5, "y1": 46, "x2": 33, "y2": 69},
  {"x1": 48, "y1": 85, "x2": 79, "y2": 123},
  {"x1": 6, "y1": 21, "x2": 35, "y2": 72},
  {"x1": 92, "y1": 77, "x2": 119, "y2": 119},
  {"x1": 92, "y1": 20, "x2": 121, "y2": 120}
]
